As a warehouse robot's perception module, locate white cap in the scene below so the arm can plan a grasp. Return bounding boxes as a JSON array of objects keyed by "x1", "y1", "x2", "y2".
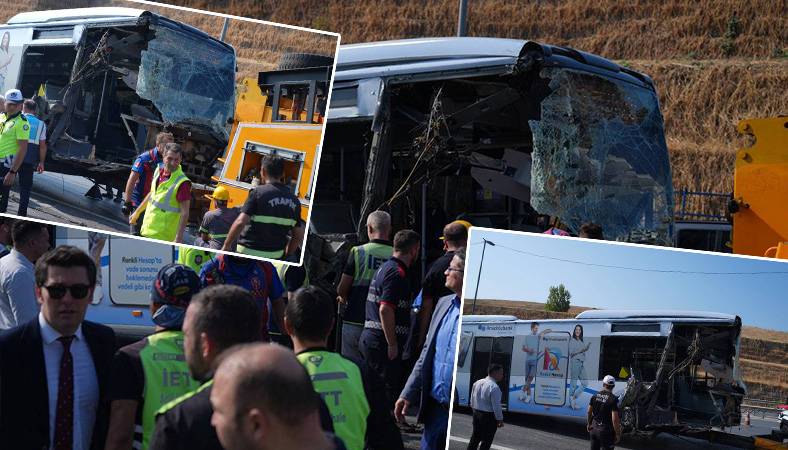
[
  {"x1": 4, "y1": 89, "x2": 23, "y2": 104},
  {"x1": 602, "y1": 375, "x2": 616, "y2": 386}
]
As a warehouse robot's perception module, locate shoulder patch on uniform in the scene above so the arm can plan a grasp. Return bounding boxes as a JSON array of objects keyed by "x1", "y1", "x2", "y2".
[
  {"x1": 308, "y1": 354, "x2": 324, "y2": 367},
  {"x1": 22, "y1": 124, "x2": 29, "y2": 131}
]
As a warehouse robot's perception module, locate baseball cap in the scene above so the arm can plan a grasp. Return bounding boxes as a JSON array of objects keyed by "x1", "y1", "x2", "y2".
[
  {"x1": 151, "y1": 263, "x2": 200, "y2": 328},
  {"x1": 4, "y1": 89, "x2": 23, "y2": 104},
  {"x1": 602, "y1": 375, "x2": 616, "y2": 386}
]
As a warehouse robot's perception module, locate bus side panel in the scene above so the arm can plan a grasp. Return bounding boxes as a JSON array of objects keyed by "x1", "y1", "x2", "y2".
[
  {"x1": 507, "y1": 321, "x2": 605, "y2": 418},
  {"x1": 0, "y1": 26, "x2": 34, "y2": 93}
]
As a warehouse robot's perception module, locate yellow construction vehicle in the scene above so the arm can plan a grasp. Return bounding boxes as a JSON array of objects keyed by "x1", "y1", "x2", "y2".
[
  {"x1": 206, "y1": 54, "x2": 334, "y2": 223},
  {"x1": 729, "y1": 117, "x2": 788, "y2": 259}
]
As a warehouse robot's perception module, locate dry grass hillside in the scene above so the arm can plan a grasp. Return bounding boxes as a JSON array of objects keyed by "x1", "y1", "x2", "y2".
[
  {"x1": 468, "y1": 299, "x2": 788, "y2": 403},
  {"x1": 160, "y1": 0, "x2": 787, "y2": 196}
]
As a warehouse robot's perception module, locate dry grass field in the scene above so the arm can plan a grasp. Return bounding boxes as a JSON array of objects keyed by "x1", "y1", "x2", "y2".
[{"x1": 469, "y1": 298, "x2": 788, "y2": 403}]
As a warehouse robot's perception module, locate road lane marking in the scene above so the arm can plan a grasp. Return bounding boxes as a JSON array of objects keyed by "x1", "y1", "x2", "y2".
[{"x1": 449, "y1": 436, "x2": 517, "y2": 450}]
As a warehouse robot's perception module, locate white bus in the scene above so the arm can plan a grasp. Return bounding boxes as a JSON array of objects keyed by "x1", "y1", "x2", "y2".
[{"x1": 455, "y1": 310, "x2": 746, "y2": 433}]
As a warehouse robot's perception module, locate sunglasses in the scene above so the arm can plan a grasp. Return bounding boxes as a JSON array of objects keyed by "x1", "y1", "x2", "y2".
[
  {"x1": 446, "y1": 267, "x2": 464, "y2": 273},
  {"x1": 42, "y1": 284, "x2": 91, "y2": 300}
]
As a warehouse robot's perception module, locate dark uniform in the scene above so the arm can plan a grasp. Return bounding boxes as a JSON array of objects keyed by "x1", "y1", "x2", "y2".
[
  {"x1": 237, "y1": 182, "x2": 301, "y2": 259},
  {"x1": 150, "y1": 379, "x2": 338, "y2": 450},
  {"x1": 359, "y1": 256, "x2": 411, "y2": 450},
  {"x1": 589, "y1": 390, "x2": 619, "y2": 450}
]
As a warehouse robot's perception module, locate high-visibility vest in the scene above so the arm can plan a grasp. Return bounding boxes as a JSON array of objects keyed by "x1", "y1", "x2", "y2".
[
  {"x1": 272, "y1": 261, "x2": 310, "y2": 289},
  {"x1": 177, "y1": 246, "x2": 213, "y2": 275},
  {"x1": 0, "y1": 112, "x2": 29, "y2": 158},
  {"x1": 139, "y1": 330, "x2": 198, "y2": 450},
  {"x1": 297, "y1": 350, "x2": 369, "y2": 450},
  {"x1": 141, "y1": 165, "x2": 189, "y2": 242},
  {"x1": 344, "y1": 242, "x2": 392, "y2": 325}
]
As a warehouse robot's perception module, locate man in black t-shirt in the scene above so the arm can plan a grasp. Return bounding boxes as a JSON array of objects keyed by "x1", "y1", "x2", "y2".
[
  {"x1": 586, "y1": 375, "x2": 622, "y2": 450},
  {"x1": 222, "y1": 155, "x2": 303, "y2": 260},
  {"x1": 412, "y1": 220, "x2": 469, "y2": 353},
  {"x1": 360, "y1": 229, "x2": 420, "y2": 450}
]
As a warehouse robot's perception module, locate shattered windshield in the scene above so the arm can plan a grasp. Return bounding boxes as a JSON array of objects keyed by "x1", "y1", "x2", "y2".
[
  {"x1": 136, "y1": 25, "x2": 235, "y2": 142},
  {"x1": 529, "y1": 67, "x2": 673, "y2": 243}
]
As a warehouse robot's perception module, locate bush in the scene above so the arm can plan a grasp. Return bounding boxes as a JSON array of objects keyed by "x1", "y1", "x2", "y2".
[{"x1": 545, "y1": 284, "x2": 572, "y2": 312}]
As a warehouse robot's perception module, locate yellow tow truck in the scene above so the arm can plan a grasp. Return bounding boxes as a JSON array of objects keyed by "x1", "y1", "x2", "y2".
[{"x1": 203, "y1": 55, "x2": 333, "y2": 222}]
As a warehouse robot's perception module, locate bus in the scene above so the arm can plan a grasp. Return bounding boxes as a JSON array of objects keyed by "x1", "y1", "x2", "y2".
[{"x1": 456, "y1": 310, "x2": 746, "y2": 433}]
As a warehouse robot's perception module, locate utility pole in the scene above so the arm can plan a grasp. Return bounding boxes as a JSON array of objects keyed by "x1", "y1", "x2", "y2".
[
  {"x1": 220, "y1": 17, "x2": 230, "y2": 42},
  {"x1": 471, "y1": 238, "x2": 494, "y2": 314},
  {"x1": 457, "y1": 0, "x2": 468, "y2": 37}
]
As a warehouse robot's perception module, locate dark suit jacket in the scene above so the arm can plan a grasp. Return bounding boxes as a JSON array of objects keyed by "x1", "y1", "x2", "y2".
[
  {"x1": 0, "y1": 318, "x2": 116, "y2": 450},
  {"x1": 400, "y1": 294, "x2": 456, "y2": 423}
]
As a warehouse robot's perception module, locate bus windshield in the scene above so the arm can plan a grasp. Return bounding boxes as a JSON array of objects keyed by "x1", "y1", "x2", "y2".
[{"x1": 529, "y1": 67, "x2": 673, "y2": 244}]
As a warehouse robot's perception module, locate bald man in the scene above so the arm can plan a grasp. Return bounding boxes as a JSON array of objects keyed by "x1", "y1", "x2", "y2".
[{"x1": 211, "y1": 344, "x2": 347, "y2": 450}]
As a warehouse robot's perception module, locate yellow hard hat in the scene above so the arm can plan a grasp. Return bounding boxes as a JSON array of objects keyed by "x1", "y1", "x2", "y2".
[
  {"x1": 205, "y1": 185, "x2": 230, "y2": 202},
  {"x1": 440, "y1": 220, "x2": 472, "y2": 240}
]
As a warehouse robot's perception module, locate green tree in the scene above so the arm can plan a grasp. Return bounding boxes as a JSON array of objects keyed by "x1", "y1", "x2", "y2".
[{"x1": 545, "y1": 284, "x2": 572, "y2": 312}]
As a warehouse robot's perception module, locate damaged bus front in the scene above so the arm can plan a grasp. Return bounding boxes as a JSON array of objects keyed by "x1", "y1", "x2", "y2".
[
  {"x1": 310, "y1": 38, "x2": 672, "y2": 281},
  {"x1": 0, "y1": 7, "x2": 235, "y2": 188}
]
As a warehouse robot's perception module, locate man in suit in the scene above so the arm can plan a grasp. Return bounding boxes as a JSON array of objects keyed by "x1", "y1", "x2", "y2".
[
  {"x1": 0, "y1": 245, "x2": 116, "y2": 450},
  {"x1": 394, "y1": 247, "x2": 465, "y2": 450}
]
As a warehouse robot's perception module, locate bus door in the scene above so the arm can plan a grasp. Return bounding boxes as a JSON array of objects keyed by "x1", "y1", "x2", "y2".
[{"x1": 469, "y1": 336, "x2": 513, "y2": 406}]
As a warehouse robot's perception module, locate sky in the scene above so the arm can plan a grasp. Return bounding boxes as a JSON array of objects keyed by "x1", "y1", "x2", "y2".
[{"x1": 463, "y1": 228, "x2": 788, "y2": 331}]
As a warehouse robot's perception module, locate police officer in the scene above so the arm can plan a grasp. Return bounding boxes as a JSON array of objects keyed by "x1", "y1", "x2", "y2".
[
  {"x1": 336, "y1": 210, "x2": 393, "y2": 365},
  {"x1": 148, "y1": 285, "x2": 262, "y2": 450},
  {"x1": 221, "y1": 155, "x2": 302, "y2": 260},
  {"x1": 123, "y1": 132, "x2": 174, "y2": 235},
  {"x1": 198, "y1": 185, "x2": 240, "y2": 250},
  {"x1": 361, "y1": 229, "x2": 420, "y2": 450},
  {"x1": 0, "y1": 89, "x2": 29, "y2": 213},
  {"x1": 138, "y1": 143, "x2": 192, "y2": 243},
  {"x1": 286, "y1": 286, "x2": 369, "y2": 450},
  {"x1": 586, "y1": 375, "x2": 622, "y2": 450},
  {"x1": 105, "y1": 264, "x2": 202, "y2": 450},
  {"x1": 17, "y1": 99, "x2": 46, "y2": 217}
]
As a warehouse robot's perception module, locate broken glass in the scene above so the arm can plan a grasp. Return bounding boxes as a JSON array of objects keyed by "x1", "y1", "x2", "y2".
[
  {"x1": 136, "y1": 24, "x2": 235, "y2": 143},
  {"x1": 529, "y1": 67, "x2": 673, "y2": 243}
]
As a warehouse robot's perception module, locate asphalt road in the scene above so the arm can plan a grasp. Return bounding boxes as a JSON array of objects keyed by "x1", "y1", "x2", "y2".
[{"x1": 448, "y1": 408, "x2": 781, "y2": 450}]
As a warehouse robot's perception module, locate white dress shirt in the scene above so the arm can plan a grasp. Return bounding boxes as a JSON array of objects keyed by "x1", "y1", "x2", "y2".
[
  {"x1": 0, "y1": 249, "x2": 38, "y2": 329},
  {"x1": 470, "y1": 375, "x2": 503, "y2": 421},
  {"x1": 39, "y1": 313, "x2": 99, "y2": 450}
]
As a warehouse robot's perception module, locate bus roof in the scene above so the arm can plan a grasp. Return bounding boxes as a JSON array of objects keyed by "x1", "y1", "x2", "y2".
[
  {"x1": 463, "y1": 310, "x2": 738, "y2": 324},
  {"x1": 8, "y1": 7, "x2": 146, "y2": 25}
]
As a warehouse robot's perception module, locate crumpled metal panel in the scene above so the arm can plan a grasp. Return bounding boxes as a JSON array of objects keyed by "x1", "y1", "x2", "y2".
[
  {"x1": 136, "y1": 26, "x2": 234, "y2": 142},
  {"x1": 529, "y1": 67, "x2": 673, "y2": 242}
]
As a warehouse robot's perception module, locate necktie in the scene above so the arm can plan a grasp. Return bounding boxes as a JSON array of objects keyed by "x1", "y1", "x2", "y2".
[{"x1": 53, "y1": 335, "x2": 74, "y2": 450}]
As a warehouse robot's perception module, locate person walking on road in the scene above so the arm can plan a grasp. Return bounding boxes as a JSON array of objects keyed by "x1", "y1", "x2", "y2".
[
  {"x1": 122, "y1": 132, "x2": 174, "y2": 235},
  {"x1": 587, "y1": 375, "x2": 622, "y2": 450},
  {"x1": 137, "y1": 143, "x2": 192, "y2": 243},
  {"x1": 221, "y1": 155, "x2": 303, "y2": 260},
  {"x1": 198, "y1": 185, "x2": 240, "y2": 250},
  {"x1": 17, "y1": 99, "x2": 47, "y2": 216},
  {"x1": 0, "y1": 89, "x2": 30, "y2": 213},
  {"x1": 394, "y1": 247, "x2": 465, "y2": 450},
  {"x1": 467, "y1": 364, "x2": 505, "y2": 450},
  {"x1": 336, "y1": 210, "x2": 393, "y2": 365}
]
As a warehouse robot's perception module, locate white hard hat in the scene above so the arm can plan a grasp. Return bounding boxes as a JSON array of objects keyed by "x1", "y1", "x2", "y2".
[
  {"x1": 602, "y1": 375, "x2": 616, "y2": 386},
  {"x1": 3, "y1": 89, "x2": 23, "y2": 104}
]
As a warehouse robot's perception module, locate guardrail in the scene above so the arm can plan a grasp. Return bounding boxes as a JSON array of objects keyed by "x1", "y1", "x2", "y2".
[{"x1": 742, "y1": 399, "x2": 784, "y2": 421}]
